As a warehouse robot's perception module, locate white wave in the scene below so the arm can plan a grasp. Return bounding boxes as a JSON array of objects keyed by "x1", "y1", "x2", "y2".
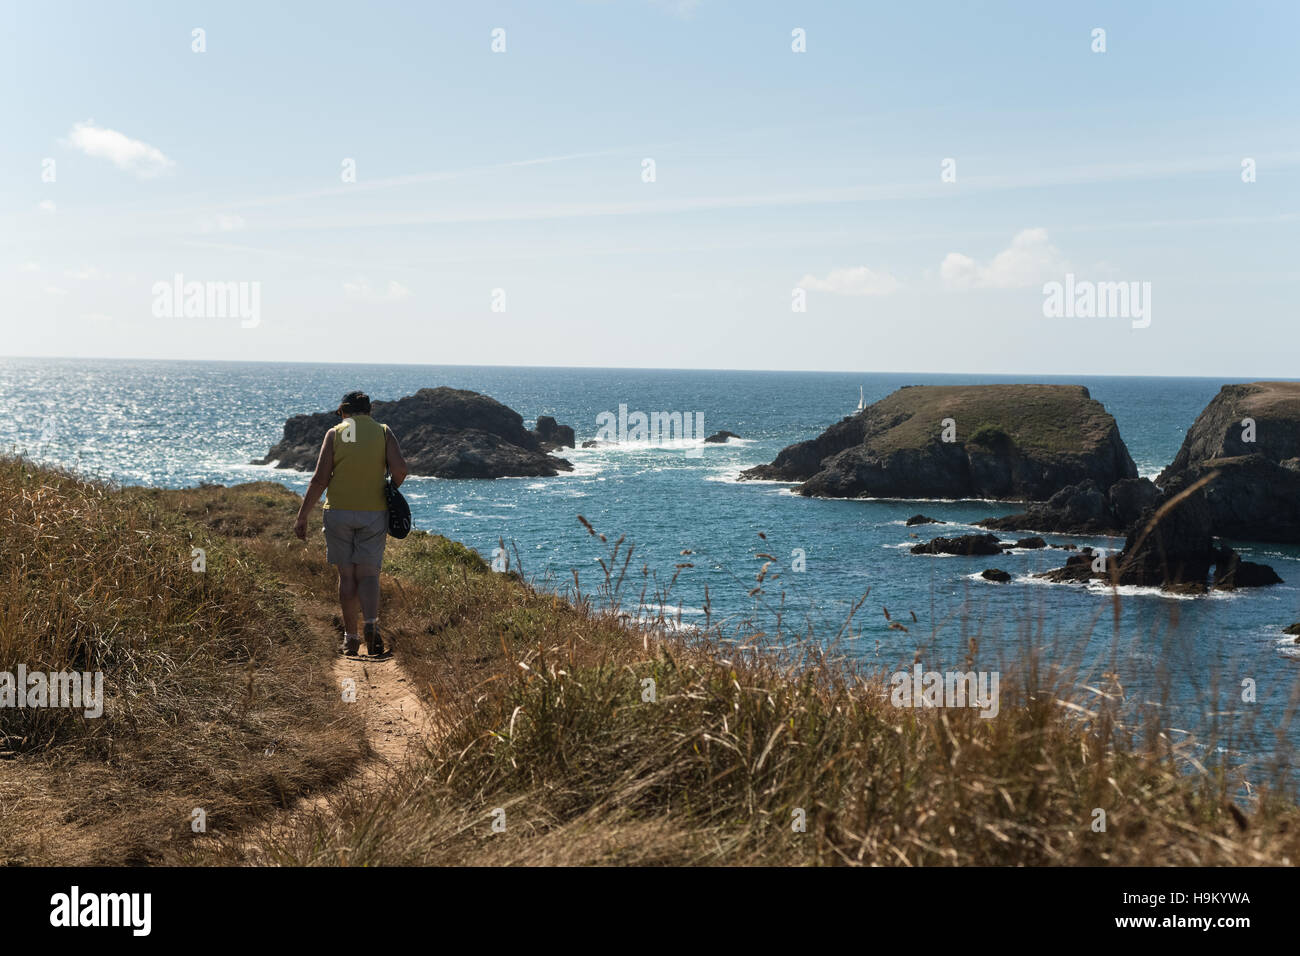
[
  {"x1": 1015, "y1": 573, "x2": 1243, "y2": 601},
  {"x1": 852, "y1": 494, "x2": 1015, "y2": 505},
  {"x1": 704, "y1": 466, "x2": 747, "y2": 483},
  {"x1": 731, "y1": 476, "x2": 800, "y2": 487},
  {"x1": 706, "y1": 436, "x2": 755, "y2": 446},
  {"x1": 439, "y1": 503, "x2": 517, "y2": 520},
  {"x1": 555, "y1": 455, "x2": 606, "y2": 478}
]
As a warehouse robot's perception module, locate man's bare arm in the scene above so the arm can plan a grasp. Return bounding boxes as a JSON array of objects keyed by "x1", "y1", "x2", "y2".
[
  {"x1": 386, "y1": 429, "x2": 408, "y2": 489},
  {"x1": 294, "y1": 432, "x2": 333, "y2": 537}
]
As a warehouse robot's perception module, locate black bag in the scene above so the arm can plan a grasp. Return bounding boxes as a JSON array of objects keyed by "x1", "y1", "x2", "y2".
[{"x1": 385, "y1": 480, "x2": 411, "y2": 538}]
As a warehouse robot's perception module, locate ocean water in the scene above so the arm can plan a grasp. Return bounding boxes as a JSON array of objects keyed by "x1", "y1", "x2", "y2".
[{"x1": 4, "y1": 357, "x2": 1299, "y2": 773}]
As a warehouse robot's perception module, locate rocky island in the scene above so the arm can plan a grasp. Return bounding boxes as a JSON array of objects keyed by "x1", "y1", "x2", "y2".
[
  {"x1": 256, "y1": 387, "x2": 576, "y2": 479},
  {"x1": 739, "y1": 384, "x2": 1136, "y2": 501},
  {"x1": 1155, "y1": 382, "x2": 1300, "y2": 543}
]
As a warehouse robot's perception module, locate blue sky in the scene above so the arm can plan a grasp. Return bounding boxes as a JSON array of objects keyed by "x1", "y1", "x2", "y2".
[{"x1": 3, "y1": 0, "x2": 1298, "y2": 375}]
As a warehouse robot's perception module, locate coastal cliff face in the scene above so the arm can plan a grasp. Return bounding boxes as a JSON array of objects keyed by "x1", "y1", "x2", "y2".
[
  {"x1": 740, "y1": 384, "x2": 1136, "y2": 501},
  {"x1": 1156, "y1": 382, "x2": 1300, "y2": 542},
  {"x1": 256, "y1": 387, "x2": 574, "y2": 479}
]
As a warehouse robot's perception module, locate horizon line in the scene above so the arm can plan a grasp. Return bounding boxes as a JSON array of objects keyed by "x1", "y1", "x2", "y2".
[{"x1": 1, "y1": 353, "x2": 1297, "y2": 382}]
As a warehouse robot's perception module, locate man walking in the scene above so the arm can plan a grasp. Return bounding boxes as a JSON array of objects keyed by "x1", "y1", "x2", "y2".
[{"x1": 294, "y1": 390, "x2": 408, "y2": 657}]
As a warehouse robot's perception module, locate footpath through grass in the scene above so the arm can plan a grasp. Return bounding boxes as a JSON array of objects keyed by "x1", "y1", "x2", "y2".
[{"x1": 3, "y1": 459, "x2": 1297, "y2": 865}]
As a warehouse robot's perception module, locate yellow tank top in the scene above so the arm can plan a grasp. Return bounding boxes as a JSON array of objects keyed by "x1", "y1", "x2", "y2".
[{"x1": 325, "y1": 414, "x2": 388, "y2": 511}]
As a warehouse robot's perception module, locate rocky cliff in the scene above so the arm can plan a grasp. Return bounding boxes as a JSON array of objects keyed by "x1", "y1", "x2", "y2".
[
  {"x1": 739, "y1": 384, "x2": 1136, "y2": 501},
  {"x1": 1156, "y1": 382, "x2": 1300, "y2": 542},
  {"x1": 256, "y1": 387, "x2": 574, "y2": 479}
]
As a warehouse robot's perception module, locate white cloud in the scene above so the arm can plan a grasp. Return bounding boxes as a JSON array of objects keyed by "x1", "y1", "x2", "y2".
[
  {"x1": 19, "y1": 262, "x2": 40, "y2": 272},
  {"x1": 65, "y1": 266, "x2": 110, "y2": 281},
  {"x1": 198, "y1": 213, "x2": 246, "y2": 233},
  {"x1": 43, "y1": 286, "x2": 68, "y2": 296},
  {"x1": 941, "y1": 228, "x2": 1066, "y2": 290},
  {"x1": 81, "y1": 312, "x2": 113, "y2": 322},
  {"x1": 65, "y1": 121, "x2": 174, "y2": 178},
  {"x1": 343, "y1": 278, "x2": 411, "y2": 302},
  {"x1": 798, "y1": 265, "x2": 900, "y2": 296},
  {"x1": 37, "y1": 200, "x2": 56, "y2": 213}
]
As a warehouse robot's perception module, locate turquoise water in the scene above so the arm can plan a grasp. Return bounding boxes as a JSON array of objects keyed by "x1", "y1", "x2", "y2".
[{"x1": 4, "y1": 357, "x2": 1298, "y2": 772}]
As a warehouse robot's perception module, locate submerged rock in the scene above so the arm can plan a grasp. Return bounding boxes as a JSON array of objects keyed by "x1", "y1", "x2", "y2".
[
  {"x1": 256, "y1": 387, "x2": 575, "y2": 479},
  {"x1": 703, "y1": 430, "x2": 741, "y2": 444},
  {"x1": 740, "y1": 384, "x2": 1136, "y2": 501}
]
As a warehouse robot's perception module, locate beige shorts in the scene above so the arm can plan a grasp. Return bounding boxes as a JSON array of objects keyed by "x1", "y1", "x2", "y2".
[{"x1": 323, "y1": 508, "x2": 387, "y2": 568}]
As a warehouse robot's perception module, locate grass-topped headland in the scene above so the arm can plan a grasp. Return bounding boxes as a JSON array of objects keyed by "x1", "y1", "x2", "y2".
[
  {"x1": 740, "y1": 384, "x2": 1137, "y2": 501},
  {"x1": 3, "y1": 457, "x2": 1297, "y2": 866}
]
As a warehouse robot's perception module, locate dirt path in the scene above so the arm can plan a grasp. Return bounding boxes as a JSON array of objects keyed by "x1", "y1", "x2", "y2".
[{"x1": 231, "y1": 599, "x2": 437, "y2": 861}]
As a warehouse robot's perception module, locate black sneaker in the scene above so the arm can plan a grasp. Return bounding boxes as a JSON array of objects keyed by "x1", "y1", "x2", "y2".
[
  {"x1": 364, "y1": 622, "x2": 387, "y2": 657},
  {"x1": 340, "y1": 634, "x2": 361, "y2": 657}
]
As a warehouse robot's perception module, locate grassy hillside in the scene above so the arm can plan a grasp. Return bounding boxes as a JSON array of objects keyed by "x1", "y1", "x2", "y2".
[
  {"x1": 0, "y1": 460, "x2": 363, "y2": 864},
  {"x1": 3, "y1": 458, "x2": 1297, "y2": 866}
]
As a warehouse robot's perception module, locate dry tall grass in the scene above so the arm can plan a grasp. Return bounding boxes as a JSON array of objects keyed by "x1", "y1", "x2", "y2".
[
  {"x1": 5, "y1": 459, "x2": 1297, "y2": 866},
  {"x1": 0, "y1": 459, "x2": 363, "y2": 864},
  {"x1": 254, "y1": 522, "x2": 1300, "y2": 866}
]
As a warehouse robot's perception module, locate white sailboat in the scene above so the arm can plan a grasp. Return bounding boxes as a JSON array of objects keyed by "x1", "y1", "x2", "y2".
[{"x1": 855, "y1": 385, "x2": 865, "y2": 413}]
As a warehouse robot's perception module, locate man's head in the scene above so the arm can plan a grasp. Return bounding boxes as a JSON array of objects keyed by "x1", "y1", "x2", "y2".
[{"x1": 336, "y1": 390, "x2": 372, "y2": 417}]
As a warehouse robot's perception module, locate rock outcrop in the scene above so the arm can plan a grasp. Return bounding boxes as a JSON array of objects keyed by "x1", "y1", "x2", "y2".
[
  {"x1": 976, "y1": 477, "x2": 1158, "y2": 536},
  {"x1": 911, "y1": 533, "x2": 1005, "y2": 556},
  {"x1": 905, "y1": 514, "x2": 944, "y2": 526},
  {"x1": 1034, "y1": 477, "x2": 1283, "y2": 592},
  {"x1": 1156, "y1": 382, "x2": 1300, "y2": 542},
  {"x1": 256, "y1": 387, "x2": 575, "y2": 479},
  {"x1": 532, "y1": 415, "x2": 575, "y2": 451},
  {"x1": 703, "y1": 430, "x2": 741, "y2": 444},
  {"x1": 739, "y1": 385, "x2": 1136, "y2": 501}
]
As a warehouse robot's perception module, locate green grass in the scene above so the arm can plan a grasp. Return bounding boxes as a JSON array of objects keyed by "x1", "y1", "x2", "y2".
[{"x1": 864, "y1": 385, "x2": 1116, "y2": 457}]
